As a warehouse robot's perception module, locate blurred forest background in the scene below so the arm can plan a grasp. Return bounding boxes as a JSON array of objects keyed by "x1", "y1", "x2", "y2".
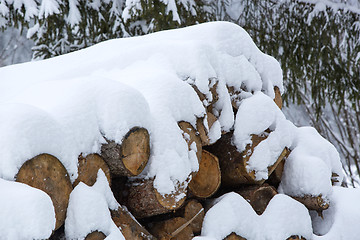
[{"x1": 1, "y1": 0, "x2": 359, "y2": 186}]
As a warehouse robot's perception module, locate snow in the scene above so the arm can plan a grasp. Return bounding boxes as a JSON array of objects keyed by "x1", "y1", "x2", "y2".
[
  {"x1": 312, "y1": 186, "x2": 360, "y2": 239},
  {"x1": 200, "y1": 192, "x2": 312, "y2": 240},
  {"x1": 0, "y1": 178, "x2": 55, "y2": 239},
  {"x1": 0, "y1": 21, "x2": 283, "y2": 194},
  {"x1": 65, "y1": 170, "x2": 125, "y2": 239}
]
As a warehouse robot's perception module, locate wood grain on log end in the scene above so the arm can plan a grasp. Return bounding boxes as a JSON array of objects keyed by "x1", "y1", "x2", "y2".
[
  {"x1": 273, "y1": 86, "x2": 282, "y2": 109},
  {"x1": 224, "y1": 233, "x2": 247, "y2": 240},
  {"x1": 182, "y1": 200, "x2": 205, "y2": 234},
  {"x1": 149, "y1": 217, "x2": 194, "y2": 240},
  {"x1": 101, "y1": 127, "x2": 150, "y2": 177},
  {"x1": 127, "y1": 179, "x2": 187, "y2": 218},
  {"x1": 179, "y1": 121, "x2": 202, "y2": 163},
  {"x1": 85, "y1": 231, "x2": 106, "y2": 240},
  {"x1": 73, "y1": 154, "x2": 111, "y2": 187},
  {"x1": 188, "y1": 150, "x2": 221, "y2": 198},
  {"x1": 16, "y1": 153, "x2": 73, "y2": 230},
  {"x1": 111, "y1": 206, "x2": 155, "y2": 240}
]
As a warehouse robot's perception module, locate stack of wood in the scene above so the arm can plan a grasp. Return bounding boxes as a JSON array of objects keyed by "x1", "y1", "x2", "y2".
[{"x1": 14, "y1": 82, "x2": 332, "y2": 240}]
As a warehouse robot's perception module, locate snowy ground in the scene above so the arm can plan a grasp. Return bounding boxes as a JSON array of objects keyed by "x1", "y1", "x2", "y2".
[{"x1": 0, "y1": 21, "x2": 359, "y2": 239}]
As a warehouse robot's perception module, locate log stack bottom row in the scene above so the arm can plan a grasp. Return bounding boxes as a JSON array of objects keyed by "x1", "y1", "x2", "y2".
[{"x1": 14, "y1": 87, "x2": 328, "y2": 240}]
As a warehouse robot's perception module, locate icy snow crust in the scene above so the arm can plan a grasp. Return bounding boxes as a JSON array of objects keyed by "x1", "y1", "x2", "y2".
[{"x1": 0, "y1": 21, "x2": 283, "y2": 194}]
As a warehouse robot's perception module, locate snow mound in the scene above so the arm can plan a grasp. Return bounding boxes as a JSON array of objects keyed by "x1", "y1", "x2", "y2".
[
  {"x1": 201, "y1": 192, "x2": 312, "y2": 240},
  {"x1": 0, "y1": 21, "x2": 283, "y2": 195},
  {"x1": 0, "y1": 178, "x2": 55, "y2": 239},
  {"x1": 65, "y1": 170, "x2": 124, "y2": 239}
]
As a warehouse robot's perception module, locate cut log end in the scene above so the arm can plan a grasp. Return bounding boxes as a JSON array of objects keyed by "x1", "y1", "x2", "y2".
[
  {"x1": 292, "y1": 195, "x2": 329, "y2": 211},
  {"x1": 274, "y1": 86, "x2": 282, "y2": 109},
  {"x1": 197, "y1": 112, "x2": 218, "y2": 146},
  {"x1": 224, "y1": 233, "x2": 247, "y2": 240},
  {"x1": 73, "y1": 154, "x2": 111, "y2": 187},
  {"x1": 182, "y1": 200, "x2": 205, "y2": 234},
  {"x1": 101, "y1": 127, "x2": 150, "y2": 177},
  {"x1": 149, "y1": 217, "x2": 194, "y2": 240},
  {"x1": 16, "y1": 153, "x2": 73, "y2": 230},
  {"x1": 188, "y1": 150, "x2": 221, "y2": 198},
  {"x1": 127, "y1": 179, "x2": 187, "y2": 218},
  {"x1": 179, "y1": 121, "x2": 202, "y2": 163},
  {"x1": 85, "y1": 231, "x2": 106, "y2": 240}
]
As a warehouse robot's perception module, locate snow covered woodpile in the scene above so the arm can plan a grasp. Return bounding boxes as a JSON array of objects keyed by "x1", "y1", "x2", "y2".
[{"x1": 0, "y1": 21, "x2": 359, "y2": 239}]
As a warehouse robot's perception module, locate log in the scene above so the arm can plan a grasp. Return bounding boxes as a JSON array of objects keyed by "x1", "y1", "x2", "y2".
[
  {"x1": 273, "y1": 86, "x2": 282, "y2": 109},
  {"x1": 267, "y1": 158, "x2": 286, "y2": 187},
  {"x1": 101, "y1": 127, "x2": 150, "y2": 177},
  {"x1": 205, "y1": 131, "x2": 288, "y2": 187},
  {"x1": 126, "y1": 179, "x2": 187, "y2": 218},
  {"x1": 287, "y1": 236, "x2": 306, "y2": 240},
  {"x1": 236, "y1": 184, "x2": 277, "y2": 215},
  {"x1": 149, "y1": 217, "x2": 193, "y2": 240},
  {"x1": 191, "y1": 78, "x2": 219, "y2": 112},
  {"x1": 111, "y1": 206, "x2": 156, "y2": 240},
  {"x1": 16, "y1": 153, "x2": 73, "y2": 230},
  {"x1": 224, "y1": 233, "x2": 246, "y2": 240},
  {"x1": 292, "y1": 195, "x2": 329, "y2": 211},
  {"x1": 179, "y1": 121, "x2": 202, "y2": 163},
  {"x1": 85, "y1": 231, "x2": 106, "y2": 240},
  {"x1": 196, "y1": 112, "x2": 218, "y2": 146},
  {"x1": 73, "y1": 154, "x2": 111, "y2": 187},
  {"x1": 188, "y1": 150, "x2": 221, "y2": 198},
  {"x1": 177, "y1": 199, "x2": 205, "y2": 234}
]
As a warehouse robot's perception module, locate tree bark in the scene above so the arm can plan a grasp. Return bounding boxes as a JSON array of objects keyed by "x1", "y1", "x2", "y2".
[
  {"x1": 292, "y1": 195, "x2": 329, "y2": 211},
  {"x1": 101, "y1": 127, "x2": 150, "y2": 177},
  {"x1": 179, "y1": 121, "x2": 202, "y2": 163},
  {"x1": 188, "y1": 150, "x2": 221, "y2": 198},
  {"x1": 16, "y1": 153, "x2": 73, "y2": 230},
  {"x1": 111, "y1": 206, "x2": 156, "y2": 240},
  {"x1": 149, "y1": 217, "x2": 194, "y2": 240},
  {"x1": 126, "y1": 179, "x2": 187, "y2": 218},
  {"x1": 73, "y1": 154, "x2": 111, "y2": 187},
  {"x1": 236, "y1": 184, "x2": 278, "y2": 215},
  {"x1": 273, "y1": 86, "x2": 282, "y2": 109}
]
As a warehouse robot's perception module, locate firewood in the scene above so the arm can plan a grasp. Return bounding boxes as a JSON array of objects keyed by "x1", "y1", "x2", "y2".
[
  {"x1": 267, "y1": 159, "x2": 286, "y2": 187},
  {"x1": 224, "y1": 233, "x2": 246, "y2": 240},
  {"x1": 16, "y1": 153, "x2": 73, "y2": 230},
  {"x1": 191, "y1": 78, "x2": 219, "y2": 112},
  {"x1": 111, "y1": 205, "x2": 156, "y2": 240},
  {"x1": 236, "y1": 184, "x2": 277, "y2": 215},
  {"x1": 205, "y1": 131, "x2": 289, "y2": 187},
  {"x1": 149, "y1": 217, "x2": 193, "y2": 240},
  {"x1": 178, "y1": 199, "x2": 205, "y2": 234},
  {"x1": 287, "y1": 236, "x2": 306, "y2": 240},
  {"x1": 179, "y1": 121, "x2": 202, "y2": 163},
  {"x1": 196, "y1": 112, "x2": 218, "y2": 146},
  {"x1": 273, "y1": 86, "x2": 282, "y2": 109},
  {"x1": 126, "y1": 179, "x2": 187, "y2": 218},
  {"x1": 73, "y1": 154, "x2": 111, "y2": 187},
  {"x1": 85, "y1": 231, "x2": 106, "y2": 240},
  {"x1": 292, "y1": 195, "x2": 329, "y2": 211},
  {"x1": 101, "y1": 127, "x2": 150, "y2": 177},
  {"x1": 331, "y1": 172, "x2": 339, "y2": 185},
  {"x1": 188, "y1": 150, "x2": 221, "y2": 198}
]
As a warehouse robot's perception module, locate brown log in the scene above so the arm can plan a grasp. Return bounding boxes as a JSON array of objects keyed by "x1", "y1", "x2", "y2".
[
  {"x1": 191, "y1": 78, "x2": 219, "y2": 112},
  {"x1": 227, "y1": 86, "x2": 242, "y2": 109},
  {"x1": 224, "y1": 233, "x2": 246, "y2": 240},
  {"x1": 16, "y1": 153, "x2": 73, "y2": 230},
  {"x1": 196, "y1": 112, "x2": 218, "y2": 146},
  {"x1": 101, "y1": 127, "x2": 150, "y2": 177},
  {"x1": 149, "y1": 217, "x2": 193, "y2": 240},
  {"x1": 205, "y1": 131, "x2": 288, "y2": 187},
  {"x1": 126, "y1": 179, "x2": 187, "y2": 218},
  {"x1": 188, "y1": 150, "x2": 221, "y2": 198},
  {"x1": 85, "y1": 231, "x2": 106, "y2": 240},
  {"x1": 111, "y1": 205, "x2": 155, "y2": 240},
  {"x1": 179, "y1": 200, "x2": 205, "y2": 234},
  {"x1": 267, "y1": 158, "x2": 286, "y2": 187},
  {"x1": 331, "y1": 172, "x2": 340, "y2": 185},
  {"x1": 236, "y1": 184, "x2": 277, "y2": 215},
  {"x1": 73, "y1": 154, "x2": 111, "y2": 187},
  {"x1": 292, "y1": 195, "x2": 329, "y2": 211},
  {"x1": 179, "y1": 121, "x2": 202, "y2": 163},
  {"x1": 273, "y1": 86, "x2": 282, "y2": 109}
]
